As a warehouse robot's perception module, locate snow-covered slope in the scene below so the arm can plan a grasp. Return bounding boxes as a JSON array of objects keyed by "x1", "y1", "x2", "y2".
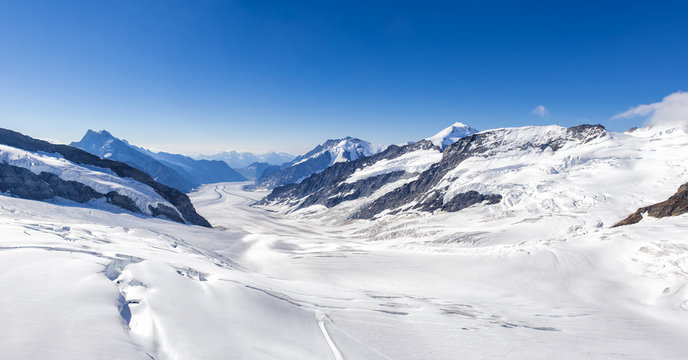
[
  {"x1": 256, "y1": 137, "x2": 384, "y2": 189},
  {"x1": 426, "y1": 121, "x2": 478, "y2": 149},
  {"x1": 260, "y1": 122, "x2": 688, "y2": 233},
  {"x1": 71, "y1": 130, "x2": 191, "y2": 191},
  {"x1": 71, "y1": 130, "x2": 245, "y2": 192},
  {"x1": 356, "y1": 124, "x2": 608, "y2": 219},
  {"x1": 0, "y1": 128, "x2": 211, "y2": 227},
  {"x1": 3, "y1": 179, "x2": 688, "y2": 359}
]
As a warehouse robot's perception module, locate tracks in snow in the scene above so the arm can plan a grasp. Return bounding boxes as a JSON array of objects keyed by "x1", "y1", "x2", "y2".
[{"x1": 316, "y1": 312, "x2": 345, "y2": 360}]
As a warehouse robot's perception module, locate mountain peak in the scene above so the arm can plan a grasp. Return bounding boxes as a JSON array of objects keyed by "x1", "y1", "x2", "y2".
[
  {"x1": 427, "y1": 122, "x2": 478, "y2": 149},
  {"x1": 85, "y1": 129, "x2": 114, "y2": 138}
]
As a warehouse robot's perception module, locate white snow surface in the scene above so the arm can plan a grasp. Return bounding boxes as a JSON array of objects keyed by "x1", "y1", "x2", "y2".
[
  {"x1": 0, "y1": 144, "x2": 177, "y2": 216},
  {"x1": 1, "y1": 124, "x2": 688, "y2": 359},
  {"x1": 432, "y1": 125, "x2": 688, "y2": 233},
  {"x1": 345, "y1": 148, "x2": 442, "y2": 184},
  {"x1": 426, "y1": 121, "x2": 478, "y2": 149}
]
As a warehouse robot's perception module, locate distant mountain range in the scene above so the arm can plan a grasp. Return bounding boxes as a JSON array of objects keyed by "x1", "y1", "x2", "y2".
[
  {"x1": 71, "y1": 130, "x2": 245, "y2": 192},
  {"x1": 0, "y1": 128, "x2": 211, "y2": 227},
  {"x1": 235, "y1": 162, "x2": 280, "y2": 181},
  {"x1": 199, "y1": 151, "x2": 295, "y2": 169},
  {"x1": 255, "y1": 137, "x2": 384, "y2": 189}
]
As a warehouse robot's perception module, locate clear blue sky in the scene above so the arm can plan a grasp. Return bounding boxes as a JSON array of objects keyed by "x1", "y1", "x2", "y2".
[{"x1": 0, "y1": 0, "x2": 686, "y2": 154}]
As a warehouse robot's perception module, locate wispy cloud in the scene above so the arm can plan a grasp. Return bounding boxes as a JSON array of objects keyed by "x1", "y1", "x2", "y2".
[
  {"x1": 531, "y1": 105, "x2": 548, "y2": 117},
  {"x1": 612, "y1": 91, "x2": 688, "y2": 129}
]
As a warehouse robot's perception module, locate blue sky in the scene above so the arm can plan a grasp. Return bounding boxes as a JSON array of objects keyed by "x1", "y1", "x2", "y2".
[{"x1": 0, "y1": 0, "x2": 686, "y2": 154}]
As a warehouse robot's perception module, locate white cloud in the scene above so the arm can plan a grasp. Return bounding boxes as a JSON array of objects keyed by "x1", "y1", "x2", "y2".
[
  {"x1": 612, "y1": 91, "x2": 688, "y2": 130},
  {"x1": 531, "y1": 105, "x2": 548, "y2": 117}
]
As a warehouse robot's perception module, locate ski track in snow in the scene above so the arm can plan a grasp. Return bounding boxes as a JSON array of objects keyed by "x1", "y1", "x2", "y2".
[{"x1": 316, "y1": 312, "x2": 345, "y2": 360}]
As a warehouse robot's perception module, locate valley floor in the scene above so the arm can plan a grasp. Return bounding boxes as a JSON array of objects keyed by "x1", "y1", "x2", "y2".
[{"x1": 1, "y1": 182, "x2": 687, "y2": 359}]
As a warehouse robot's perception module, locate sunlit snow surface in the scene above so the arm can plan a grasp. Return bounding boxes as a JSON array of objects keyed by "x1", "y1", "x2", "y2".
[{"x1": 2, "y1": 128, "x2": 688, "y2": 359}]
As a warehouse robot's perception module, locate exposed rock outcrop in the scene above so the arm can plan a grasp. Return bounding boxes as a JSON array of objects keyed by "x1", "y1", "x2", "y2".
[
  {"x1": 613, "y1": 182, "x2": 688, "y2": 227},
  {"x1": 0, "y1": 163, "x2": 55, "y2": 200},
  {"x1": 0, "y1": 163, "x2": 145, "y2": 214}
]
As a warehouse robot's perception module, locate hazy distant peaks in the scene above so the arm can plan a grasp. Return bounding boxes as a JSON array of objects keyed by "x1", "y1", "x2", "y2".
[{"x1": 200, "y1": 151, "x2": 295, "y2": 168}]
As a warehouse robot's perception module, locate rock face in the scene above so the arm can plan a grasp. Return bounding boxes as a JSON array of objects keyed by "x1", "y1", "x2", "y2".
[
  {"x1": 71, "y1": 130, "x2": 244, "y2": 192},
  {"x1": 38, "y1": 172, "x2": 105, "y2": 203},
  {"x1": 0, "y1": 128, "x2": 211, "y2": 227},
  {"x1": 256, "y1": 137, "x2": 383, "y2": 189},
  {"x1": 0, "y1": 163, "x2": 145, "y2": 213},
  {"x1": 353, "y1": 124, "x2": 606, "y2": 219},
  {"x1": 613, "y1": 182, "x2": 688, "y2": 227},
  {"x1": 0, "y1": 164, "x2": 55, "y2": 200}
]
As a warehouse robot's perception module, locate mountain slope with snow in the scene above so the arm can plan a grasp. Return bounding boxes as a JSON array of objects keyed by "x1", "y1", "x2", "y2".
[
  {"x1": 260, "y1": 140, "x2": 441, "y2": 209},
  {"x1": 0, "y1": 128, "x2": 211, "y2": 227},
  {"x1": 355, "y1": 124, "x2": 607, "y2": 219},
  {"x1": 260, "y1": 122, "x2": 481, "y2": 212},
  {"x1": 256, "y1": 136, "x2": 384, "y2": 189},
  {"x1": 71, "y1": 130, "x2": 245, "y2": 192},
  {"x1": 259, "y1": 122, "x2": 688, "y2": 237}
]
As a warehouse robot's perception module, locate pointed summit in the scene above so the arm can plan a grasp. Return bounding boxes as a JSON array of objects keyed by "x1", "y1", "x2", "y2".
[{"x1": 426, "y1": 122, "x2": 478, "y2": 149}]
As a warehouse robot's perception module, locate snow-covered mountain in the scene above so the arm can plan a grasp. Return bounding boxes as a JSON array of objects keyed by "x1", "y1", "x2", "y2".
[
  {"x1": 0, "y1": 128, "x2": 211, "y2": 227},
  {"x1": 200, "y1": 150, "x2": 295, "y2": 168},
  {"x1": 255, "y1": 136, "x2": 384, "y2": 189},
  {"x1": 71, "y1": 130, "x2": 245, "y2": 192},
  {"x1": 354, "y1": 124, "x2": 605, "y2": 219},
  {"x1": 260, "y1": 122, "x2": 479, "y2": 209},
  {"x1": 426, "y1": 121, "x2": 478, "y2": 149},
  {"x1": 260, "y1": 123, "x2": 688, "y2": 231}
]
